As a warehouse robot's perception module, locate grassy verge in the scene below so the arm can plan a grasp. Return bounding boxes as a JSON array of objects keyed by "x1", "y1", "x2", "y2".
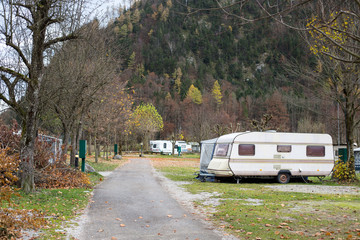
[
  {"x1": 146, "y1": 153, "x2": 200, "y2": 159},
  {"x1": 10, "y1": 188, "x2": 91, "y2": 239},
  {"x1": 152, "y1": 158, "x2": 360, "y2": 240},
  {"x1": 10, "y1": 156, "x2": 127, "y2": 239},
  {"x1": 85, "y1": 155, "x2": 126, "y2": 171}
]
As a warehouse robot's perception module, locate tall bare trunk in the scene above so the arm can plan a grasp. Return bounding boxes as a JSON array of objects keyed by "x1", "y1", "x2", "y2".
[
  {"x1": 20, "y1": 81, "x2": 40, "y2": 193},
  {"x1": 94, "y1": 134, "x2": 98, "y2": 163},
  {"x1": 61, "y1": 125, "x2": 70, "y2": 163},
  {"x1": 344, "y1": 104, "x2": 356, "y2": 180},
  {"x1": 88, "y1": 134, "x2": 92, "y2": 155},
  {"x1": 70, "y1": 132, "x2": 77, "y2": 166}
]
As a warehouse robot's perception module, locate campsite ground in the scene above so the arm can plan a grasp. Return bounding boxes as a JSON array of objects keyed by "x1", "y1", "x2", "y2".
[
  {"x1": 17, "y1": 154, "x2": 360, "y2": 239},
  {"x1": 151, "y1": 155, "x2": 360, "y2": 240}
]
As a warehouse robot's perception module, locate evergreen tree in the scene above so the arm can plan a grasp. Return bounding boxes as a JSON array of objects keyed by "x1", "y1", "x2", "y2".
[{"x1": 173, "y1": 67, "x2": 182, "y2": 94}]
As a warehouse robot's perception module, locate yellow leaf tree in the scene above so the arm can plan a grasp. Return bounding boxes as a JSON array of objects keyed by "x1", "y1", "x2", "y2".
[
  {"x1": 130, "y1": 103, "x2": 164, "y2": 151},
  {"x1": 187, "y1": 84, "x2": 203, "y2": 104},
  {"x1": 306, "y1": 5, "x2": 360, "y2": 181},
  {"x1": 211, "y1": 80, "x2": 222, "y2": 107}
]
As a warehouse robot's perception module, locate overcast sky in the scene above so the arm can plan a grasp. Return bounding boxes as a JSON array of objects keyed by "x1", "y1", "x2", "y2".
[{"x1": 89, "y1": 0, "x2": 126, "y2": 23}]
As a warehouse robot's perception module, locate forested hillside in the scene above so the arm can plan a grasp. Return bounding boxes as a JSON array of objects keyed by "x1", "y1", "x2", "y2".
[
  {"x1": 109, "y1": 0, "x2": 342, "y2": 143},
  {"x1": 0, "y1": 0, "x2": 345, "y2": 150}
]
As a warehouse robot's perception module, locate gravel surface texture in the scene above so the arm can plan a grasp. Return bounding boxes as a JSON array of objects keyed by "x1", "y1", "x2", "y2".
[
  {"x1": 65, "y1": 164, "x2": 359, "y2": 239},
  {"x1": 66, "y1": 159, "x2": 238, "y2": 240},
  {"x1": 266, "y1": 184, "x2": 360, "y2": 195}
]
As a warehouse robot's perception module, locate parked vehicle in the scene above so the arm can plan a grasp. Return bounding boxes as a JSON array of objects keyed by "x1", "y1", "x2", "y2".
[
  {"x1": 200, "y1": 131, "x2": 334, "y2": 184},
  {"x1": 174, "y1": 141, "x2": 192, "y2": 154},
  {"x1": 150, "y1": 140, "x2": 173, "y2": 155}
]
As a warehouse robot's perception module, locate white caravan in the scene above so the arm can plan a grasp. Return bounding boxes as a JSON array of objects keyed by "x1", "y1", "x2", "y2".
[
  {"x1": 150, "y1": 140, "x2": 173, "y2": 155},
  {"x1": 206, "y1": 131, "x2": 334, "y2": 183},
  {"x1": 174, "y1": 141, "x2": 192, "y2": 154}
]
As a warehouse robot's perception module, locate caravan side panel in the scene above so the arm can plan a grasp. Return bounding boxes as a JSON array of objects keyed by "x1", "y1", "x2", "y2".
[
  {"x1": 229, "y1": 142, "x2": 334, "y2": 177},
  {"x1": 229, "y1": 132, "x2": 334, "y2": 177},
  {"x1": 207, "y1": 132, "x2": 334, "y2": 179}
]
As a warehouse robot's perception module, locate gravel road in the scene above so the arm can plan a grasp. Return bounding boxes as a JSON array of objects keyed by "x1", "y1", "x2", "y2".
[
  {"x1": 67, "y1": 158, "x2": 237, "y2": 240},
  {"x1": 66, "y1": 159, "x2": 359, "y2": 240},
  {"x1": 266, "y1": 184, "x2": 360, "y2": 195}
]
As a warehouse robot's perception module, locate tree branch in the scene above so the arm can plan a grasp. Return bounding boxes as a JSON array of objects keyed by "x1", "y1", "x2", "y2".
[
  {"x1": 44, "y1": 33, "x2": 78, "y2": 49},
  {"x1": 0, "y1": 66, "x2": 30, "y2": 83},
  {"x1": 310, "y1": 24, "x2": 360, "y2": 61},
  {"x1": 5, "y1": 37, "x2": 31, "y2": 69}
]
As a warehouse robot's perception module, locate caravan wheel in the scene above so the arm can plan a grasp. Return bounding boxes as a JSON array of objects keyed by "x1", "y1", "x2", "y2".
[{"x1": 277, "y1": 173, "x2": 290, "y2": 184}]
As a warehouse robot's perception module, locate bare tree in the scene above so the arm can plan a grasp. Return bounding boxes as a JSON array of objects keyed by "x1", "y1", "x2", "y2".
[
  {"x1": 41, "y1": 20, "x2": 120, "y2": 166},
  {"x1": 0, "y1": 0, "x2": 91, "y2": 193},
  {"x1": 85, "y1": 80, "x2": 132, "y2": 162}
]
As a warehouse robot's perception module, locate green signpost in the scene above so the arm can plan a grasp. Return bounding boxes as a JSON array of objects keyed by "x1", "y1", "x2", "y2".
[
  {"x1": 114, "y1": 144, "x2": 118, "y2": 155},
  {"x1": 79, "y1": 140, "x2": 87, "y2": 172}
]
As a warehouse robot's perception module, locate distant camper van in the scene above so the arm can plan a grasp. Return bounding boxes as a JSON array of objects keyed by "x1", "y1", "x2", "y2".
[
  {"x1": 202, "y1": 131, "x2": 334, "y2": 184},
  {"x1": 150, "y1": 140, "x2": 172, "y2": 155},
  {"x1": 174, "y1": 141, "x2": 192, "y2": 154}
]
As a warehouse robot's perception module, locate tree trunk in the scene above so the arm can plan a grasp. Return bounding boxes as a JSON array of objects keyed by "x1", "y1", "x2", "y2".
[
  {"x1": 94, "y1": 135, "x2": 98, "y2": 163},
  {"x1": 20, "y1": 82, "x2": 40, "y2": 193},
  {"x1": 106, "y1": 143, "x2": 108, "y2": 160},
  {"x1": 70, "y1": 132, "x2": 77, "y2": 166},
  {"x1": 88, "y1": 134, "x2": 92, "y2": 156},
  {"x1": 61, "y1": 125, "x2": 70, "y2": 163},
  {"x1": 344, "y1": 105, "x2": 356, "y2": 180}
]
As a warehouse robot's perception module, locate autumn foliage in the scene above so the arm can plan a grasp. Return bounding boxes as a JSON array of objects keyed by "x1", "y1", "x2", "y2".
[
  {"x1": 0, "y1": 148, "x2": 45, "y2": 239},
  {"x1": 0, "y1": 121, "x2": 90, "y2": 238}
]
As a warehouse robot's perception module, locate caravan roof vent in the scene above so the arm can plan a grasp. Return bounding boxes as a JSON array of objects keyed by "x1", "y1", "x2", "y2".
[{"x1": 266, "y1": 130, "x2": 277, "y2": 133}]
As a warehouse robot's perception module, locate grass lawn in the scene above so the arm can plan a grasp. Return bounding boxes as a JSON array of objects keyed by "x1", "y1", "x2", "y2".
[
  {"x1": 11, "y1": 188, "x2": 91, "y2": 239},
  {"x1": 145, "y1": 152, "x2": 200, "y2": 159},
  {"x1": 151, "y1": 157, "x2": 360, "y2": 240},
  {"x1": 85, "y1": 154, "x2": 128, "y2": 172},
  {"x1": 7, "y1": 155, "x2": 128, "y2": 239}
]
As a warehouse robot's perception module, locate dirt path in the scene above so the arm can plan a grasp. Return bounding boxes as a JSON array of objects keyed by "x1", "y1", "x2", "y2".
[{"x1": 67, "y1": 158, "x2": 237, "y2": 240}]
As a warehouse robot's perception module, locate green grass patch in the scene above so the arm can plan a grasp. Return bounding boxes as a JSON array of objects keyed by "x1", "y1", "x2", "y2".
[
  {"x1": 155, "y1": 164, "x2": 360, "y2": 240},
  {"x1": 6, "y1": 170, "x2": 109, "y2": 239},
  {"x1": 160, "y1": 166, "x2": 198, "y2": 182},
  {"x1": 146, "y1": 153, "x2": 200, "y2": 159},
  {"x1": 88, "y1": 171, "x2": 104, "y2": 186},
  {"x1": 308, "y1": 174, "x2": 360, "y2": 187},
  {"x1": 10, "y1": 188, "x2": 91, "y2": 239},
  {"x1": 86, "y1": 161, "x2": 119, "y2": 171}
]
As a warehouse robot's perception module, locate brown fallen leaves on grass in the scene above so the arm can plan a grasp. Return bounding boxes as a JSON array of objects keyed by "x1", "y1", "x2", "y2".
[
  {"x1": 0, "y1": 122, "x2": 91, "y2": 239},
  {"x1": 0, "y1": 149, "x2": 47, "y2": 239},
  {"x1": 150, "y1": 158, "x2": 198, "y2": 168}
]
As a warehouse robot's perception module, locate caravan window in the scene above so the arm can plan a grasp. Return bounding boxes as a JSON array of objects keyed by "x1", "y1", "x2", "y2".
[
  {"x1": 163, "y1": 143, "x2": 167, "y2": 148},
  {"x1": 214, "y1": 144, "x2": 229, "y2": 156},
  {"x1": 307, "y1": 146, "x2": 325, "y2": 157},
  {"x1": 277, "y1": 145, "x2": 292, "y2": 153},
  {"x1": 238, "y1": 144, "x2": 255, "y2": 156},
  {"x1": 153, "y1": 144, "x2": 157, "y2": 148}
]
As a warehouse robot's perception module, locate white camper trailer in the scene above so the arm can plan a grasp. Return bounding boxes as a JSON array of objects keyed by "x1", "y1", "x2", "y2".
[
  {"x1": 150, "y1": 140, "x2": 173, "y2": 155},
  {"x1": 174, "y1": 141, "x2": 192, "y2": 153},
  {"x1": 205, "y1": 132, "x2": 334, "y2": 183}
]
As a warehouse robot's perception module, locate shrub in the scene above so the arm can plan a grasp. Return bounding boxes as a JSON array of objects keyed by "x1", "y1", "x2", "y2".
[
  {"x1": 333, "y1": 157, "x2": 357, "y2": 182},
  {"x1": 0, "y1": 149, "x2": 45, "y2": 239},
  {"x1": 0, "y1": 121, "x2": 90, "y2": 238}
]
